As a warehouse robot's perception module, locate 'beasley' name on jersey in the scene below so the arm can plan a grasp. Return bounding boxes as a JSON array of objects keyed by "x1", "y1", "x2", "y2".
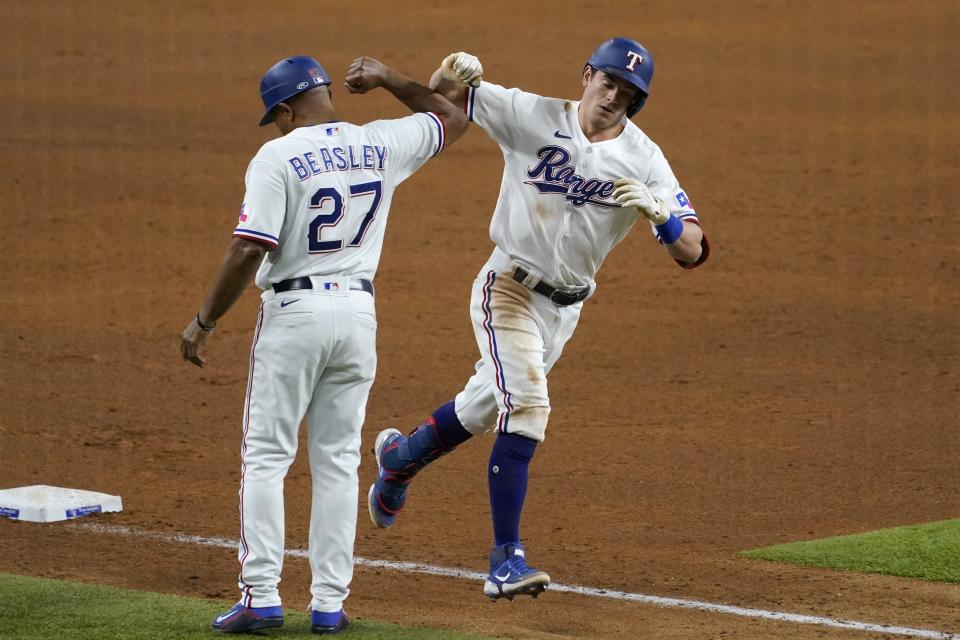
[{"x1": 288, "y1": 144, "x2": 388, "y2": 181}]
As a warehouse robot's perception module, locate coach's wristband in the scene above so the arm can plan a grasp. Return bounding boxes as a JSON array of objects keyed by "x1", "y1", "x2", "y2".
[
  {"x1": 655, "y1": 214, "x2": 684, "y2": 245},
  {"x1": 196, "y1": 314, "x2": 216, "y2": 332}
]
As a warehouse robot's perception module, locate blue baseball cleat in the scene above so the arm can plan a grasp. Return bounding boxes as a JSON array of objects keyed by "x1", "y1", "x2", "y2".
[
  {"x1": 311, "y1": 608, "x2": 349, "y2": 634},
  {"x1": 212, "y1": 602, "x2": 283, "y2": 633},
  {"x1": 367, "y1": 428, "x2": 405, "y2": 528},
  {"x1": 483, "y1": 542, "x2": 550, "y2": 601}
]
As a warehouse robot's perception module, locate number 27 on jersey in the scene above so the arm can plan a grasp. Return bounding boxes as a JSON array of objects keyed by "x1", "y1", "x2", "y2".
[{"x1": 308, "y1": 180, "x2": 383, "y2": 254}]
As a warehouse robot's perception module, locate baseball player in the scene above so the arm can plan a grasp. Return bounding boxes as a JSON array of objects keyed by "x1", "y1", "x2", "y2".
[
  {"x1": 367, "y1": 38, "x2": 710, "y2": 601},
  {"x1": 180, "y1": 55, "x2": 467, "y2": 633}
]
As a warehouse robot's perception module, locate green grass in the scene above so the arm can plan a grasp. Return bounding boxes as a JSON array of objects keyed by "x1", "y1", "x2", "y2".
[
  {"x1": 0, "y1": 572, "x2": 497, "y2": 640},
  {"x1": 739, "y1": 518, "x2": 960, "y2": 583}
]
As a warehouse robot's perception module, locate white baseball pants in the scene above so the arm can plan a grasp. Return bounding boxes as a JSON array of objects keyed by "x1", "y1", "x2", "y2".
[
  {"x1": 454, "y1": 250, "x2": 583, "y2": 442},
  {"x1": 236, "y1": 280, "x2": 376, "y2": 613}
]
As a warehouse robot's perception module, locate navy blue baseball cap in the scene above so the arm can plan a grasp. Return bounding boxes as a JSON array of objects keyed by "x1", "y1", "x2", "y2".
[{"x1": 258, "y1": 55, "x2": 331, "y2": 126}]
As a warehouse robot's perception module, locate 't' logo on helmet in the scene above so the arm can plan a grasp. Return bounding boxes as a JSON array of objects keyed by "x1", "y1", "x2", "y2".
[{"x1": 625, "y1": 51, "x2": 644, "y2": 71}]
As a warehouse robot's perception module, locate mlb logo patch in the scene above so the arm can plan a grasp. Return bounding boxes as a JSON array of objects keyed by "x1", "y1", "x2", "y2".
[
  {"x1": 675, "y1": 191, "x2": 692, "y2": 209},
  {"x1": 326, "y1": 126, "x2": 341, "y2": 136},
  {"x1": 239, "y1": 203, "x2": 249, "y2": 222},
  {"x1": 323, "y1": 282, "x2": 340, "y2": 291}
]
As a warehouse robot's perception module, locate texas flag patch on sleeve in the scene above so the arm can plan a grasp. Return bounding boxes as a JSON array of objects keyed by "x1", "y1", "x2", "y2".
[{"x1": 675, "y1": 191, "x2": 693, "y2": 209}]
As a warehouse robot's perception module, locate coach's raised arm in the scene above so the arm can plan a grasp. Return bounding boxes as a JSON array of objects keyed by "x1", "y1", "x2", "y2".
[{"x1": 345, "y1": 56, "x2": 468, "y2": 147}]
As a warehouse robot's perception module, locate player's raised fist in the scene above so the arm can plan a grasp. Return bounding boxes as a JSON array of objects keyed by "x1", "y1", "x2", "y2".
[
  {"x1": 441, "y1": 52, "x2": 483, "y2": 87},
  {"x1": 344, "y1": 56, "x2": 388, "y2": 94}
]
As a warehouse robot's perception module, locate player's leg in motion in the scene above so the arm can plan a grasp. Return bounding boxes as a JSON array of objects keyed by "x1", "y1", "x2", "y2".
[
  {"x1": 370, "y1": 268, "x2": 561, "y2": 599},
  {"x1": 367, "y1": 399, "x2": 474, "y2": 527},
  {"x1": 460, "y1": 270, "x2": 580, "y2": 601},
  {"x1": 367, "y1": 267, "x2": 508, "y2": 527},
  {"x1": 470, "y1": 271, "x2": 553, "y2": 600}
]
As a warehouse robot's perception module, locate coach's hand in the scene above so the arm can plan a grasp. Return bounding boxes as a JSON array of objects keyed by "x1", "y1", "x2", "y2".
[
  {"x1": 613, "y1": 178, "x2": 670, "y2": 225},
  {"x1": 345, "y1": 57, "x2": 389, "y2": 94},
  {"x1": 181, "y1": 315, "x2": 213, "y2": 367}
]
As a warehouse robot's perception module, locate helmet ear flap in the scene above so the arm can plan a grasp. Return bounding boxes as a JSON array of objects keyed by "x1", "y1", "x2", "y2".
[{"x1": 627, "y1": 92, "x2": 648, "y2": 117}]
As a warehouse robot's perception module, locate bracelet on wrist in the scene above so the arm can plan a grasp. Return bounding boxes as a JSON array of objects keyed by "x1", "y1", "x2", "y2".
[
  {"x1": 655, "y1": 214, "x2": 684, "y2": 245},
  {"x1": 196, "y1": 314, "x2": 216, "y2": 332}
]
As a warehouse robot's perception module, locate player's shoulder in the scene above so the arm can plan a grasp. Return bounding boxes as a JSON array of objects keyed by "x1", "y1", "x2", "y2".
[
  {"x1": 619, "y1": 120, "x2": 667, "y2": 160},
  {"x1": 252, "y1": 132, "x2": 298, "y2": 163},
  {"x1": 478, "y1": 80, "x2": 561, "y2": 109},
  {"x1": 619, "y1": 120, "x2": 657, "y2": 149}
]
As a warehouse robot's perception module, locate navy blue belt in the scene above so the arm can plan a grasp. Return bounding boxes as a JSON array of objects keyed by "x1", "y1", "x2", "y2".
[
  {"x1": 512, "y1": 266, "x2": 589, "y2": 306},
  {"x1": 273, "y1": 277, "x2": 374, "y2": 297}
]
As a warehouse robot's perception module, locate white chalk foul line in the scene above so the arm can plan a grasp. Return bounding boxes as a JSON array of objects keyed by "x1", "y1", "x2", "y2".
[{"x1": 77, "y1": 523, "x2": 959, "y2": 639}]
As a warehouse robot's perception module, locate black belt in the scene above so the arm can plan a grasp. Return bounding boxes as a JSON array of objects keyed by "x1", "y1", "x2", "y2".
[
  {"x1": 272, "y1": 276, "x2": 374, "y2": 297},
  {"x1": 512, "y1": 266, "x2": 589, "y2": 306}
]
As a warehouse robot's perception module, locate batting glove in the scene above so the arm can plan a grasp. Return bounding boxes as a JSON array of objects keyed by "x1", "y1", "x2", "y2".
[
  {"x1": 613, "y1": 178, "x2": 671, "y2": 225},
  {"x1": 441, "y1": 52, "x2": 483, "y2": 87}
]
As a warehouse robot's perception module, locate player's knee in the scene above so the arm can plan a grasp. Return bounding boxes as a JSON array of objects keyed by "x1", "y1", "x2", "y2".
[
  {"x1": 454, "y1": 395, "x2": 500, "y2": 436},
  {"x1": 501, "y1": 405, "x2": 549, "y2": 442}
]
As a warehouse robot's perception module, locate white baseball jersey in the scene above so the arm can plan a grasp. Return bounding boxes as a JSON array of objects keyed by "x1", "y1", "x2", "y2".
[
  {"x1": 229, "y1": 112, "x2": 444, "y2": 613},
  {"x1": 233, "y1": 113, "x2": 446, "y2": 289},
  {"x1": 465, "y1": 82, "x2": 699, "y2": 289}
]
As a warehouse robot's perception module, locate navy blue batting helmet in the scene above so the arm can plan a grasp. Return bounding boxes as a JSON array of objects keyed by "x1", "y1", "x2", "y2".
[
  {"x1": 587, "y1": 37, "x2": 654, "y2": 117},
  {"x1": 258, "y1": 55, "x2": 331, "y2": 126}
]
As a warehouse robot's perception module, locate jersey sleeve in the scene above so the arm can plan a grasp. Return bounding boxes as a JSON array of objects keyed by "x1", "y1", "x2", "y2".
[
  {"x1": 645, "y1": 148, "x2": 710, "y2": 268},
  {"x1": 464, "y1": 81, "x2": 542, "y2": 148},
  {"x1": 365, "y1": 112, "x2": 445, "y2": 184},
  {"x1": 646, "y1": 149, "x2": 698, "y2": 224},
  {"x1": 234, "y1": 150, "x2": 286, "y2": 249}
]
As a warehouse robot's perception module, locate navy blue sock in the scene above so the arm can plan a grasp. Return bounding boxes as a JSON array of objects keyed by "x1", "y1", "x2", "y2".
[
  {"x1": 378, "y1": 401, "x2": 473, "y2": 509},
  {"x1": 488, "y1": 432, "x2": 538, "y2": 547}
]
